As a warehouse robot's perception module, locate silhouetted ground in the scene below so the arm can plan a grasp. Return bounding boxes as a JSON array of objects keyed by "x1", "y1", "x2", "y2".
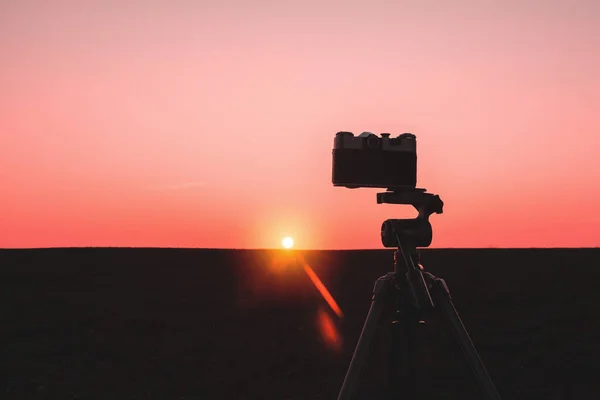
[{"x1": 1, "y1": 248, "x2": 599, "y2": 399}]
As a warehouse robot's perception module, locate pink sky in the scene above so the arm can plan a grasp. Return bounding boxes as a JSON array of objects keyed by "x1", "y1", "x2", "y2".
[{"x1": 1, "y1": 1, "x2": 599, "y2": 249}]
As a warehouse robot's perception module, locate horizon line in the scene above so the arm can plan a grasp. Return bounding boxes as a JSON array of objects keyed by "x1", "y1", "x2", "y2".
[{"x1": 1, "y1": 246, "x2": 599, "y2": 251}]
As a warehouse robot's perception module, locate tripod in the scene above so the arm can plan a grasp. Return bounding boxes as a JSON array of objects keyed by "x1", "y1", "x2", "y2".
[{"x1": 337, "y1": 189, "x2": 502, "y2": 400}]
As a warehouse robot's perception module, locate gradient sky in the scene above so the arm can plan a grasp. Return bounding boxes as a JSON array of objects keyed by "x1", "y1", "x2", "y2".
[{"x1": 1, "y1": 0, "x2": 599, "y2": 249}]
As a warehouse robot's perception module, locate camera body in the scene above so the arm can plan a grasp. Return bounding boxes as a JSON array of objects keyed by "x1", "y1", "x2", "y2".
[{"x1": 332, "y1": 131, "x2": 417, "y2": 190}]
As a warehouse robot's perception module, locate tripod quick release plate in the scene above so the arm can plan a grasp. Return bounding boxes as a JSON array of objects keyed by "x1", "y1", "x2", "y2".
[{"x1": 377, "y1": 188, "x2": 443, "y2": 219}]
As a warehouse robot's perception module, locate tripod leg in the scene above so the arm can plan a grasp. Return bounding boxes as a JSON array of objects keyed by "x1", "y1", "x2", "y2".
[
  {"x1": 430, "y1": 278, "x2": 503, "y2": 400},
  {"x1": 389, "y1": 305, "x2": 420, "y2": 400},
  {"x1": 337, "y1": 273, "x2": 395, "y2": 400}
]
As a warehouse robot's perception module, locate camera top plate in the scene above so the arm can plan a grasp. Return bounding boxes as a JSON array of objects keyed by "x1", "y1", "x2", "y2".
[{"x1": 334, "y1": 131, "x2": 416, "y2": 152}]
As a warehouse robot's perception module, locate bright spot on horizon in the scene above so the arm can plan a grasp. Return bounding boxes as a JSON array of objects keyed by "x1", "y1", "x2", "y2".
[{"x1": 282, "y1": 237, "x2": 294, "y2": 249}]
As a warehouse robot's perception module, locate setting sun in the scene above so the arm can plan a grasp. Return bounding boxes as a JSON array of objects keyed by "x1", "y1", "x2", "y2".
[{"x1": 282, "y1": 237, "x2": 294, "y2": 249}]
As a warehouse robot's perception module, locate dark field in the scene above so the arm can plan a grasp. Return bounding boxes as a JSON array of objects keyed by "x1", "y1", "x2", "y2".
[{"x1": 1, "y1": 248, "x2": 599, "y2": 399}]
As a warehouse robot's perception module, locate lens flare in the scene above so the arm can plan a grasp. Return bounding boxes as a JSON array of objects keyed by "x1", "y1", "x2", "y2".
[
  {"x1": 317, "y1": 308, "x2": 343, "y2": 352},
  {"x1": 301, "y1": 258, "x2": 344, "y2": 319}
]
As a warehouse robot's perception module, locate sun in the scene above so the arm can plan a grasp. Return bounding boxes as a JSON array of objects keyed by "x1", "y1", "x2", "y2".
[{"x1": 282, "y1": 237, "x2": 294, "y2": 249}]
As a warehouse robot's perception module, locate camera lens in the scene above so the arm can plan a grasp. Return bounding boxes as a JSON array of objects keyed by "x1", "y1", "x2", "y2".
[{"x1": 366, "y1": 135, "x2": 380, "y2": 149}]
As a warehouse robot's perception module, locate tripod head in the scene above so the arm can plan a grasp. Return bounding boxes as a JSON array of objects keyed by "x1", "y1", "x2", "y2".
[
  {"x1": 377, "y1": 188, "x2": 444, "y2": 311},
  {"x1": 378, "y1": 188, "x2": 444, "y2": 249},
  {"x1": 377, "y1": 188, "x2": 444, "y2": 310}
]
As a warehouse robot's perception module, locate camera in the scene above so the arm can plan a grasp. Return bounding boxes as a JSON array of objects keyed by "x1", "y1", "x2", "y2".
[{"x1": 332, "y1": 131, "x2": 417, "y2": 190}]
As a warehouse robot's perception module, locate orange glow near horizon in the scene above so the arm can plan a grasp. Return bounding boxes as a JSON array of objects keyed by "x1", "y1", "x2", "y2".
[
  {"x1": 234, "y1": 250, "x2": 344, "y2": 351},
  {"x1": 1, "y1": 2, "x2": 600, "y2": 249}
]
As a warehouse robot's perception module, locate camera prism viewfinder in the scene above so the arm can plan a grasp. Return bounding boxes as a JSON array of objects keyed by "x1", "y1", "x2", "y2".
[{"x1": 332, "y1": 131, "x2": 417, "y2": 190}]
